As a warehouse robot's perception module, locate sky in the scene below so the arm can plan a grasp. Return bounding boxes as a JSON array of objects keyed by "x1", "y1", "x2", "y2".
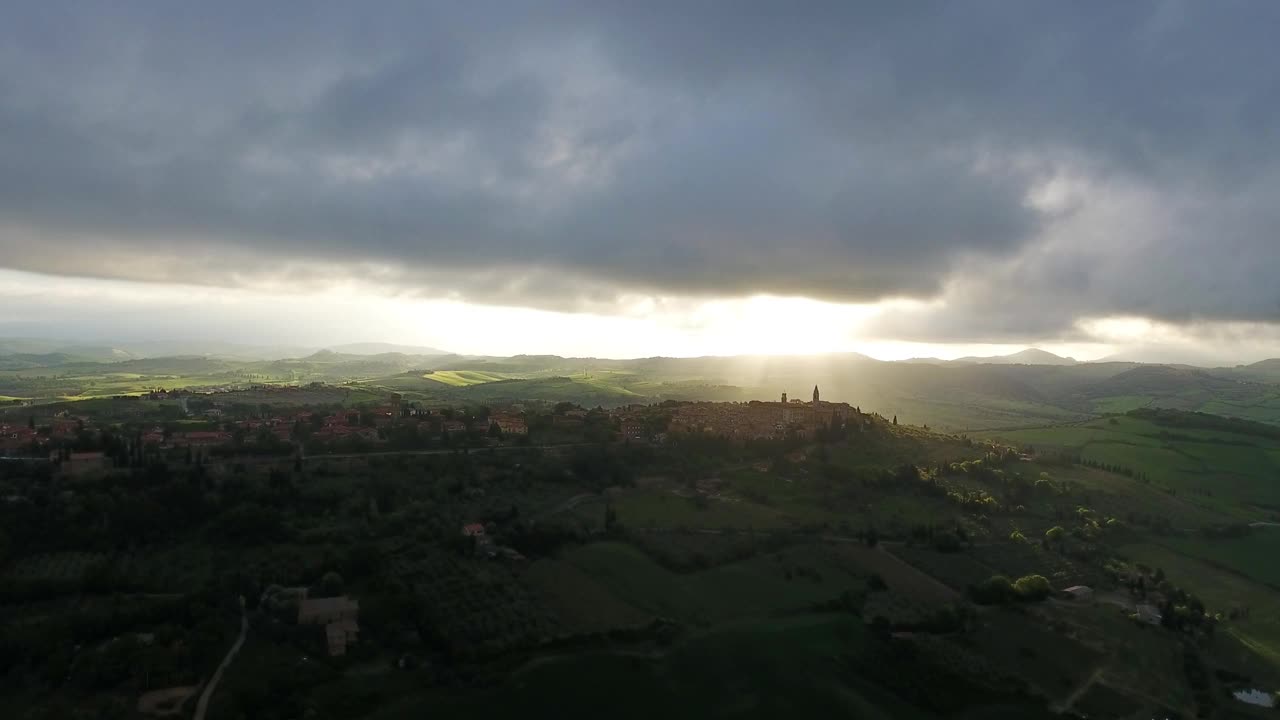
[{"x1": 2, "y1": 2, "x2": 1279, "y2": 363}]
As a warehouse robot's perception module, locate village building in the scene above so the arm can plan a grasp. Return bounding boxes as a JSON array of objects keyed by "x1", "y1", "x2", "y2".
[
  {"x1": 297, "y1": 593, "x2": 360, "y2": 656},
  {"x1": 56, "y1": 451, "x2": 109, "y2": 477},
  {"x1": 667, "y1": 386, "x2": 855, "y2": 440},
  {"x1": 172, "y1": 431, "x2": 232, "y2": 447},
  {"x1": 490, "y1": 413, "x2": 528, "y2": 435},
  {"x1": 0, "y1": 424, "x2": 40, "y2": 453},
  {"x1": 1062, "y1": 585, "x2": 1094, "y2": 602},
  {"x1": 619, "y1": 418, "x2": 647, "y2": 440}
]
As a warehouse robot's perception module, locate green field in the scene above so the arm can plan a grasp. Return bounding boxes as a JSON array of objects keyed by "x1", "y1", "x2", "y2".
[
  {"x1": 1121, "y1": 542, "x2": 1280, "y2": 664},
  {"x1": 978, "y1": 415, "x2": 1280, "y2": 522},
  {"x1": 1162, "y1": 527, "x2": 1280, "y2": 588},
  {"x1": 611, "y1": 486, "x2": 794, "y2": 530},
  {"x1": 381, "y1": 615, "x2": 933, "y2": 720},
  {"x1": 522, "y1": 556, "x2": 654, "y2": 634},
  {"x1": 420, "y1": 370, "x2": 511, "y2": 386},
  {"x1": 1045, "y1": 463, "x2": 1229, "y2": 529},
  {"x1": 554, "y1": 541, "x2": 868, "y2": 624}
]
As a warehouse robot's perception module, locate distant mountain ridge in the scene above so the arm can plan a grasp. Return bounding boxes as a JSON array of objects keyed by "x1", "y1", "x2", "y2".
[
  {"x1": 325, "y1": 342, "x2": 450, "y2": 356},
  {"x1": 0, "y1": 338, "x2": 452, "y2": 362},
  {"x1": 952, "y1": 348, "x2": 1078, "y2": 365}
]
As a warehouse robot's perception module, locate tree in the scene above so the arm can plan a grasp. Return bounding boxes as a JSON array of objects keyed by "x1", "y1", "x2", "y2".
[
  {"x1": 488, "y1": 421, "x2": 503, "y2": 439},
  {"x1": 27, "y1": 415, "x2": 35, "y2": 430},
  {"x1": 970, "y1": 575, "x2": 1015, "y2": 604},
  {"x1": 1045, "y1": 526, "x2": 1065, "y2": 543},
  {"x1": 892, "y1": 415, "x2": 898, "y2": 425},
  {"x1": 1014, "y1": 574, "x2": 1052, "y2": 601},
  {"x1": 320, "y1": 571, "x2": 344, "y2": 597}
]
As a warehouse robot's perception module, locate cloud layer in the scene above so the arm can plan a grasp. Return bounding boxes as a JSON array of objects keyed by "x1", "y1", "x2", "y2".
[{"x1": 2, "y1": 2, "x2": 1279, "y2": 340}]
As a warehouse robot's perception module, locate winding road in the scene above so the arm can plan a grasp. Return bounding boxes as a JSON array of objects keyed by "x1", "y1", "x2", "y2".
[{"x1": 193, "y1": 596, "x2": 247, "y2": 720}]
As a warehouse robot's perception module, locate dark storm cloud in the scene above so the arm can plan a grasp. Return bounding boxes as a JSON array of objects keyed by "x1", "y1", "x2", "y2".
[{"x1": 1, "y1": 1, "x2": 1279, "y2": 331}]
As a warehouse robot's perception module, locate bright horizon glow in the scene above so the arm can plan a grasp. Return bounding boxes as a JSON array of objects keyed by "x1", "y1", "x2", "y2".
[{"x1": 1, "y1": 267, "x2": 1277, "y2": 365}]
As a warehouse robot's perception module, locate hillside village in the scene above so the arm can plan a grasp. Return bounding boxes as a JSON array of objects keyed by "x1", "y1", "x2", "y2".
[{"x1": 3, "y1": 371, "x2": 1280, "y2": 719}]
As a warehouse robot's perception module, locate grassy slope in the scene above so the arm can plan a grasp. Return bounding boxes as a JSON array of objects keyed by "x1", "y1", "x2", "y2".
[
  {"x1": 976, "y1": 415, "x2": 1280, "y2": 521},
  {"x1": 554, "y1": 542, "x2": 867, "y2": 624},
  {"x1": 380, "y1": 615, "x2": 933, "y2": 720},
  {"x1": 1161, "y1": 526, "x2": 1280, "y2": 588},
  {"x1": 420, "y1": 370, "x2": 511, "y2": 386},
  {"x1": 1120, "y1": 542, "x2": 1280, "y2": 664}
]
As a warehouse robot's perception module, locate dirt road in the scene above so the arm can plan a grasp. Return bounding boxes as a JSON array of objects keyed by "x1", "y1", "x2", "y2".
[{"x1": 193, "y1": 597, "x2": 247, "y2": 720}]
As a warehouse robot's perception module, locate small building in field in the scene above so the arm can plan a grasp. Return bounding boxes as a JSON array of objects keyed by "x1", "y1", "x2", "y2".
[
  {"x1": 1062, "y1": 585, "x2": 1094, "y2": 602},
  {"x1": 462, "y1": 523, "x2": 486, "y2": 538},
  {"x1": 297, "y1": 593, "x2": 360, "y2": 656},
  {"x1": 1135, "y1": 603, "x2": 1163, "y2": 626}
]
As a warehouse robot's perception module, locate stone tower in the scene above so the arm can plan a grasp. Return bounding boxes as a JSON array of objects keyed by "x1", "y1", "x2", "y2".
[{"x1": 812, "y1": 385, "x2": 820, "y2": 406}]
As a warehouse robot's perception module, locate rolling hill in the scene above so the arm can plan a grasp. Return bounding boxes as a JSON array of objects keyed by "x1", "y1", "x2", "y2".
[
  {"x1": 953, "y1": 348, "x2": 1078, "y2": 365},
  {"x1": 5, "y1": 342, "x2": 1280, "y2": 431}
]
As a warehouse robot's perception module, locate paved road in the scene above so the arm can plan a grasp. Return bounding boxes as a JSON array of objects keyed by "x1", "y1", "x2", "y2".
[{"x1": 193, "y1": 596, "x2": 247, "y2": 720}]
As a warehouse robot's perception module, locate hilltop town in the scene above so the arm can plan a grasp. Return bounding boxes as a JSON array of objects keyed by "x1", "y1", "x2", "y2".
[
  {"x1": 2, "y1": 383, "x2": 872, "y2": 472},
  {"x1": 2, "y1": 378, "x2": 1279, "y2": 720}
]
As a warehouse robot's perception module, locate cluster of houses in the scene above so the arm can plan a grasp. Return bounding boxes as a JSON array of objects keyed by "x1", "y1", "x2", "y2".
[
  {"x1": 1, "y1": 415, "x2": 94, "y2": 454},
  {"x1": 0, "y1": 422, "x2": 40, "y2": 453},
  {"x1": 665, "y1": 387, "x2": 859, "y2": 441},
  {"x1": 126, "y1": 404, "x2": 532, "y2": 450},
  {"x1": 5, "y1": 387, "x2": 867, "y2": 458},
  {"x1": 3, "y1": 395, "x2": 545, "y2": 462}
]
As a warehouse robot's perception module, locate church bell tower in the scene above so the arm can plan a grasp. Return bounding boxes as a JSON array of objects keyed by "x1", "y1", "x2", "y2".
[{"x1": 812, "y1": 385, "x2": 820, "y2": 406}]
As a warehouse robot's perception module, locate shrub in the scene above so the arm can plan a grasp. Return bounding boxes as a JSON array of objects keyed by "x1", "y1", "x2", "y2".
[{"x1": 1013, "y1": 574, "x2": 1052, "y2": 601}]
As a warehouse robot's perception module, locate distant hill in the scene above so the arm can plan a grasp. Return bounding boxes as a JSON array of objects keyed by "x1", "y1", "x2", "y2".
[
  {"x1": 1230, "y1": 358, "x2": 1280, "y2": 382},
  {"x1": 0, "y1": 338, "x2": 69, "y2": 355},
  {"x1": 1086, "y1": 365, "x2": 1225, "y2": 396},
  {"x1": 326, "y1": 342, "x2": 451, "y2": 356},
  {"x1": 952, "y1": 348, "x2": 1077, "y2": 365},
  {"x1": 5, "y1": 341, "x2": 1280, "y2": 431},
  {"x1": 55, "y1": 345, "x2": 138, "y2": 362},
  {"x1": 0, "y1": 338, "x2": 452, "y2": 361}
]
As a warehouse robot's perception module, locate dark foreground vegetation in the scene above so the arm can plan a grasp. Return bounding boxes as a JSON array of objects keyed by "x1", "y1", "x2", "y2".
[{"x1": 2, "y1": 381, "x2": 1279, "y2": 719}]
